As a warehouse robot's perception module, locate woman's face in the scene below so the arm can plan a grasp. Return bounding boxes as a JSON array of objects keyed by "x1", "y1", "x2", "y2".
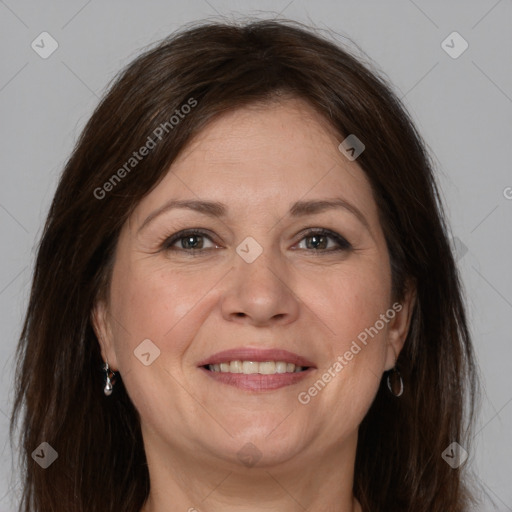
[{"x1": 94, "y1": 97, "x2": 413, "y2": 471}]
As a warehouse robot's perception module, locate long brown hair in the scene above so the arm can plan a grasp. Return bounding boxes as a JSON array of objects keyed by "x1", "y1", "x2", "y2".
[{"x1": 10, "y1": 19, "x2": 479, "y2": 511}]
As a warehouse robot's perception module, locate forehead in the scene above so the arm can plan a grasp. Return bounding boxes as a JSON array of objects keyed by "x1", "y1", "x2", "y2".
[
  {"x1": 174, "y1": 97, "x2": 348, "y2": 179},
  {"x1": 131, "y1": 97, "x2": 379, "y2": 227}
]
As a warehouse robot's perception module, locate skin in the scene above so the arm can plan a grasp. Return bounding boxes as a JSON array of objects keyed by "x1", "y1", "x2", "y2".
[{"x1": 93, "y1": 97, "x2": 415, "y2": 512}]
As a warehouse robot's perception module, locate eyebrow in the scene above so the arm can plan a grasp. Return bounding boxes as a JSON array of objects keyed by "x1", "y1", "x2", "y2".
[{"x1": 138, "y1": 197, "x2": 371, "y2": 233}]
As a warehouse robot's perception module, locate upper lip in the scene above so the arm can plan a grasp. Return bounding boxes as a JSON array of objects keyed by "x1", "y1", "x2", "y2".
[{"x1": 197, "y1": 348, "x2": 316, "y2": 368}]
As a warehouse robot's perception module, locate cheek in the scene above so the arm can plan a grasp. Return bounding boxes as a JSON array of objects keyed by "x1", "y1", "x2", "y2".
[
  {"x1": 108, "y1": 261, "x2": 220, "y2": 366},
  {"x1": 292, "y1": 267, "x2": 392, "y2": 434},
  {"x1": 300, "y1": 257, "x2": 392, "y2": 354},
  {"x1": 107, "y1": 264, "x2": 210, "y2": 422}
]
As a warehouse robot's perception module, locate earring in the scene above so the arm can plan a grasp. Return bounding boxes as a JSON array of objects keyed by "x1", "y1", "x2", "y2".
[
  {"x1": 386, "y1": 366, "x2": 404, "y2": 397},
  {"x1": 103, "y1": 360, "x2": 117, "y2": 396}
]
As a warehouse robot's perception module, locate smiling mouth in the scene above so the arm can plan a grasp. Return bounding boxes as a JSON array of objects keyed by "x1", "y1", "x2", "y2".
[
  {"x1": 204, "y1": 360, "x2": 309, "y2": 374},
  {"x1": 198, "y1": 348, "x2": 315, "y2": 391},
  {"x1": 200, "y1": 360, "x2": 313, "y2": 391}
]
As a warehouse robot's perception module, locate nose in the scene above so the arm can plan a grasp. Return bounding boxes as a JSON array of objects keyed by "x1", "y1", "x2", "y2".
[{"x1": 220, "y1": 251, "x2": 300, "y2": 327}]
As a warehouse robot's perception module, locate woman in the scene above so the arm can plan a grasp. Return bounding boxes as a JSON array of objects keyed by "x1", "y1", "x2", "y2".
[{"x1": 10, "y1": 19, "x2": 479, "y2": 511}]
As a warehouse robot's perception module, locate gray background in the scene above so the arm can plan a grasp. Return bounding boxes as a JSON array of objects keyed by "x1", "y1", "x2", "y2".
[{"x1": 1, "y1": 0, "x2": 511, "y2": 510}]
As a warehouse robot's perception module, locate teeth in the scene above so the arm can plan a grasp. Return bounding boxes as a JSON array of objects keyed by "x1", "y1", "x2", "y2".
[
  {"x1": 276, "y1": 362, "x2": 287, "y2": 373},
  {"x1": 242, "y1": 361, "x2": 259, "y2": 374},
  {"x1": 207, "y1": 361, "x2": 305, "y2": 375},
  {"x1": 259, "y1": 361, "x2": 275, "y2": 375},
  {"x1": 230, "y1": 360, "x2": 242, "y2": 373}
]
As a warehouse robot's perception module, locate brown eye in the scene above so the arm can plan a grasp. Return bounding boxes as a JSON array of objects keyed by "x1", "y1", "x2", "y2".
[
  {"x1": 296, "y1": 229, "x2": 352, "y2": 252},
  {"x1": 163, "y1": 230, "x2": 218, "y2": 252}
]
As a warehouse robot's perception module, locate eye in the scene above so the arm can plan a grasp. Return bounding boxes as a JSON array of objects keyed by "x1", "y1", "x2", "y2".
[
  {"x1": 162, "y1": 229, "x2": 219, "y2": 252},
  {"x1": 160, "y1": 227, "x2": 351, "y2": 255},
  {"x1": 295, "y1": 228, "x2": 352, "y2": 252}
]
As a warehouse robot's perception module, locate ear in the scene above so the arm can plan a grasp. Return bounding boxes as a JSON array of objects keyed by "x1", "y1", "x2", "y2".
[
  {"x1": 91, "y1": 299, "x2": 119, "y2": 372},
  {"x1": 384, "y1": 280, "x2": 417, "y2": 371}
]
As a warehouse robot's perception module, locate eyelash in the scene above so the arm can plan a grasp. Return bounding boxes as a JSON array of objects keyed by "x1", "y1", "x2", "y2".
[{"x1": 161, "y1": 228, "x2": 352, "y2": 255}]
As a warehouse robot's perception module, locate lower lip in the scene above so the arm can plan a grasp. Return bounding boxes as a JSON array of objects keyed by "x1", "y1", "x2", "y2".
[{"x1": 199, "y1": 367, "x2": 314, "y2": 391}]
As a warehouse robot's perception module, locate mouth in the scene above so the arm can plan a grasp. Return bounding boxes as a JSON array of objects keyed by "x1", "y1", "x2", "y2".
[{"x1": 197, "y1": 348, "x2": 315, "y2": 391}]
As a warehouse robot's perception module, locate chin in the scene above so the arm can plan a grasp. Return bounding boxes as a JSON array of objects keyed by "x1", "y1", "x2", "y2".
[{"x1": 210, "y1": 423, "x2": 307, "y2": 469}]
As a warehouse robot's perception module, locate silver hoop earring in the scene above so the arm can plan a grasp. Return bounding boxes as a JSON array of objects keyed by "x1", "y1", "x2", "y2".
[
  {"x1": 103, "y1": 360, "x2": 116, "y2": 396},
  {"x1": 386, "y1": 367, "x2": 404, "y2": 397}
]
